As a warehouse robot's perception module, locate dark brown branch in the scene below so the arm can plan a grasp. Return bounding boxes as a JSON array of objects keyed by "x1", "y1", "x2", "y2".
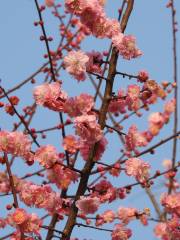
[{"x1": 60, "y1": 2, "x2": 134, "y2": 240}]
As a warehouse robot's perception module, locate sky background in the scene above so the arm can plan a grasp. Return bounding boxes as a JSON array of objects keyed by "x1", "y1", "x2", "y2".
[{"x1": 0, "y1": 0, "x2": 180, "y2": 239}]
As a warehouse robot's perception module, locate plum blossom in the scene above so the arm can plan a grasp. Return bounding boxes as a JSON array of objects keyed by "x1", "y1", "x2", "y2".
[
  {"x1": 64, "y1": 93, "x2": 94, "y2": 117},
  {"x1": 64, "y1": 50, "x2": 89, "y2": 81},
  {"x1": 126, "y1": 85, "x2": 141, "y2": 111},
  {"x1": 93, "y1": 180, "x2": 117, "y2": 203},
  {"x1": 65, "y1": 0, "x2": 85, "y2": 15},
  {"x1": 18, "y1": 181, "x2": 63, "y2": 213},
  {"x1": 86, "y1": 51, "x2": 103, "y2": 74},
  {"x1": 76, "y1": 196, "x2": 100, "y2": 214},
  {"x1": 148, "y1": 112, "x2": 165, "y2": 136},
  {"x1": 118, "y1": 207, "x2": 137, "y2": 225},
  {"x1": 138, "y1": 70, "x2": 149, "y2": 82},
  {"x1": 163, "y1": 98, "x2": 176, "y2": 123},
  {"x1": 0, "y1": 172, "x2": 10, "y2": 193},
  {"x1": 0, "y1": 218, "x2": 6, "y2": 229},
  {"x1": 74, "y1": 114, "x2": 103, "y2": 143},
  {"x1": 47, "y1": 163, "x2": 78, "y2": 189},
  {"x1": 0, "y1": 131, "x2": 31, "y2": 159},
  {"x1": 109, "y1": 89, "x2": 126, "y2": 114},
  {"x1": 112, "y1": 34, "x2": 142, "y2": 60},
  {"x1": 79, "y1": 137, "x2": 108, "y2": 161},
  {"x1": 111, "y1": 224, "x2": 132, "y2": 240},
  {"x1": 34, "y1": 145, "x2": 59, "y2": 168},
  {"x1": 63, "y1": 135, "x2": 79, "y2": 154},
  {"x1": 125, "y1": 125, "x2": 148, "y2": 154},
  {"x1": 7, "y1": 208, "x2": 42, "y2": 235},
  {"x1": 7, "y1": 208, "x2": 28, "y2": 226},
  {"x1": 96, "y1": 210, "x2": 115, "y2": 226},
  {"x1": 33, "y1": 82, "x2": 67, "y2": 111},
  {"x1": 125, "y1": 158, "x2": 150, "y2": 183},
  {"x1": 45, "y1": 0, "x2": 54, "y2": 7},
  {"x1": 161, "y1": 193, "x2": 180, "y2": 215},
  {"x1": 154, "y1": 216, "x2": 180, "y2": 240},
  {"x1": 65, "y1": 0, "x2": 121, "y2": 39}
]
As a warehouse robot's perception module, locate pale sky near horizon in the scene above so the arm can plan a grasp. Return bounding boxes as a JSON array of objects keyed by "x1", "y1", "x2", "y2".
[{"x1": 0, "y1": 0, "x2": 180, "y2": 239}]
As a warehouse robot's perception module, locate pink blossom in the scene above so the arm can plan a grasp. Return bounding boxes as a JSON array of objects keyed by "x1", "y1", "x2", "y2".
[
  {"x1": 34, "y1": 145, "x2": 59, "y2": 168},
  {"x1": 96, "y1": 210, "x2": 115, "y2": 226},
  {"x1": 125, "y1": 158, "x2": 150, "y2": 183},
  {"x1": 0, "y1": 218, "x2": 6, "y2": 229},
  {"x1": 19, "y1": 181, "x2": 63, "y2": 213},
  {"x1": 118, "y1": 207, "x2": 137, "y2": 224},
  {"x1": 33, "y1": 82, "x2": 67, "y2": 111},
  {"x1": 126, "y1": 85, "x2": 141, "y2": 111},
  {"x1": 164, "y1": 99, "x2": 176, "y2": 115},
  {"x1": 154, "y1": 216, "x2": 180, "y2": 240},
  {"x1": 109, "y1": 89, "x2": 126, "y2": 114},
  {"x1": 76, "y1": 196, "x2": 100, "y2": 215},
  {"x1": 148, "y1": 112, "x2": 164, "y2": 136},
  {"x1": 109, "y1": 163, "x2": 121, "y2": 177},
  {"x1": 45, "y1": 0, "x2": 54, "y2": 7},
  {"x1": 0, "y1": 131, "x2": 31, "y2": 159},
  {"x1": 64, "y1": 50, "x2": 89, "y2": 81},
  {"x1": 104, "y1": 18, "x2": 121, "y2": 38},
  {"x1": 7, "y1": 208, "x2": 28, "y2": 226},
  {"x1": 163, "y1": 98, "x2": 176, "y2": 123},
  {"x1": 138, "y1": 70, "x2": 149, "y2": 82},
  {"x1": 65, "y1": 0, "x2": 85, "y2": 15},
  {"x1": 161, "y1": 193, "x2": 180, "y2": 215},
  {"x1": 64, "y1": 93, "x2": 94, "y2": 117},
  {"x1": 93, "y1": 180, "x2": 117, "y2": 203},
  {"x1": 162, "y1": 159, "x2": 172, "y2": 169},
  {"x1": 74, "y1": 114, "x2": 103, "y2": 143},
  {"x1": 63, "y1": 135, "x2": 79, "y2": 153},
  {"x1": 154, "y1": 222, "x2": 167, "y2": 239},
  {"x1": 112, "y1": 34, "x2": 142, "y2": 60},
  {"x1": 7, "y1": 208, "x2": 42, "y2": 235},
  {"x1": 79, "y1": 137, "x2": 108, "y2": 161},
  {"x1": 47, "y1": 163, "x2": 78, "y2": 189},
  {"x1": 111, "y1": 224, "x2": 132, "y2": 240},
  {"x1": 0, "y1": 172, "x2": 10, "y2": 193},
  {"x1": 125, "y1": 125, "x2": 148, "y2": 153},
  {"x1": 86, "y1": 51, "x2": 103, "y2": 74}
]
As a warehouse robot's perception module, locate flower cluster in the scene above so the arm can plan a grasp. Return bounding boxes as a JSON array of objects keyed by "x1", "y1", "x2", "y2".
[
  {"x1": 160, "y1": 193, "x2": 180, "y2": 215},
  {"x1": 18, "y1": 180, "x2": 64, "y2": 214},
  {"x1": 154, "y1": 216, "x2": 180, "y2": 240},
  {"x1": 47, "y1": 163, "x2": 78, "y2": 189},
  {"x1": 7, "y1": 208, "x2": 42, "y2": 235},
  {"x1": 33, "y1": 82, "x2": 67, "y2": 111},
  {"x1": 92, "y1": 180, "x2": 117, "y2": 203},
  {"x1": 76, "y1": 196, "x2": 100, "y2": 215},
  {"x1": 125, "y1": 158, "x2": 150, "y2": 183},
  {"x1": 74, "y1": 114, "x2": 103, "y2": 144},
  {"x1": 0, "y1": 131, "x2": 31, "y2": 160},
  {"x1": 64, "y1": 93, "x2": 94, "y2": 117},
  {"x1": 109, "y1": 82, "x2": 167, "y2": 116},
  {"x1": 111, "y1": 224, "x2": 132, "y2": 240},
  {"x1": 63, "y1": 135, "x2": 79, "y2": 154},
  {"x1": 0, "y1": 172, "x2": 10, "y2": 193},
  {"x1": 112, "y1": 34, "x2": 142, "y2": 60},
  {"x1": 125, "y1": 125, "x2": 148, "y2": 155},
  {"x1": 34, "y1": 144, "x2": 59, "y2": 168},
  {"x1": 124, "y1": 99, "x2": 176, "y2": 155},
  {"x1": 64, "y1": 50, "x2": 89, "y2": 81},
  {"x1": 79, "y1": 136, "x2": 108, "y2": 161}
]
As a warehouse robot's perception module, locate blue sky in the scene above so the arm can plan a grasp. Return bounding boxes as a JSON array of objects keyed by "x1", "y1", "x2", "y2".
[{"x1": 0, "y1": 0, "x2": 180, "y2": 239}]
